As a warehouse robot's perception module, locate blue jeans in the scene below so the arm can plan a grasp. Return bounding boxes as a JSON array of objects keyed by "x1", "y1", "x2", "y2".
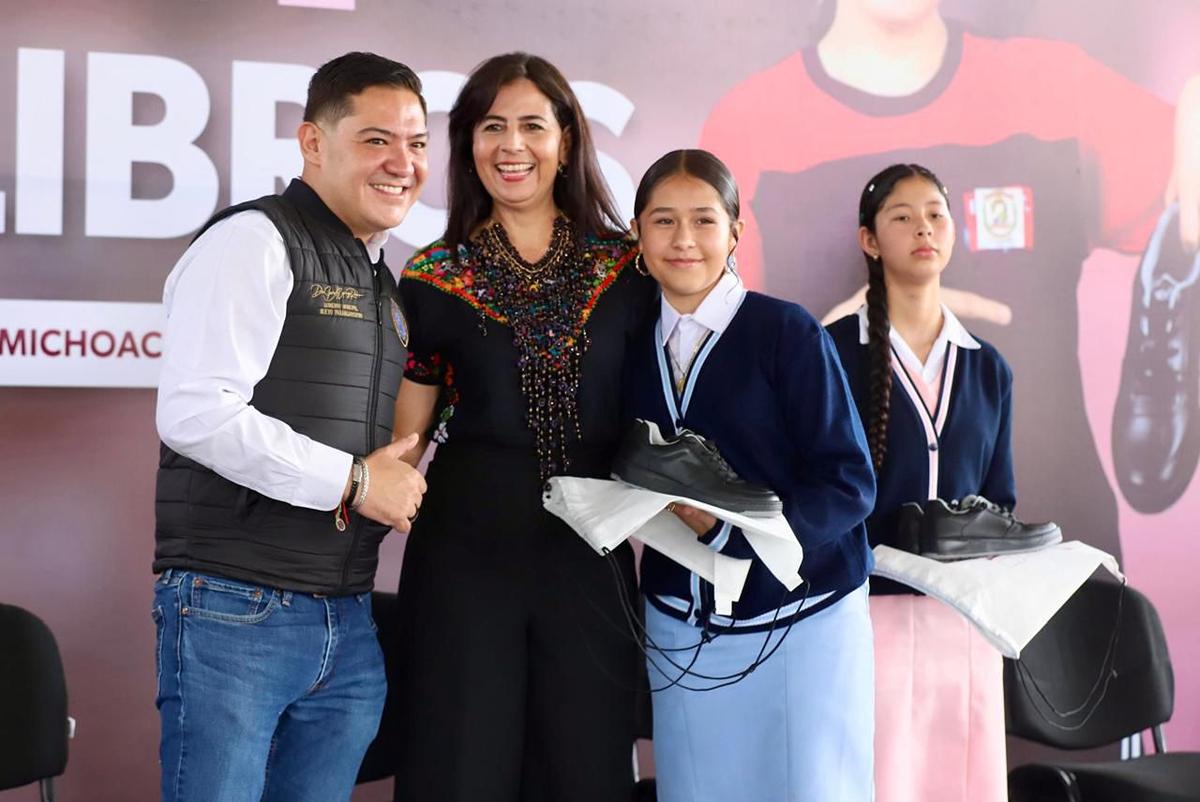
[{"x1": 152, "y1": 570, "x2": 386, "y2": 802}]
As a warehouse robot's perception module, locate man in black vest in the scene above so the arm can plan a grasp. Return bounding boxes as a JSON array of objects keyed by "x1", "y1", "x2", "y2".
[{"x1": 151, "y1": 52, "x2": 428, "y2": 802}]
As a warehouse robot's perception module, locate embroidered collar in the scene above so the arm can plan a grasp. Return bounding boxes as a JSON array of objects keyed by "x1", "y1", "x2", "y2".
[{"x1": 403, "y1": 236, "x2": 634, "y2": 326}]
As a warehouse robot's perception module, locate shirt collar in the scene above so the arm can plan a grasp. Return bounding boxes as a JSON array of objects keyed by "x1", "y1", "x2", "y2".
[
  {"x1": 660, "y1": 271, "x2": 746, "y2": 344},
  {"x1": 363, "y1": 230, "x2": 389, "y2": 264},
  {"x1": 855, "y1": 303, "x2": 981, "y2": 350},
  {"x1": 939, "y1": 304, "x2": 981, "y2": 350}
]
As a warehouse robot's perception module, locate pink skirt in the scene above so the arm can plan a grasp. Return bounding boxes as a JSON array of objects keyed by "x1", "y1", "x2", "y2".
[{"x1": 871, "y1": 594, "x2": 1007, "y2": 802}]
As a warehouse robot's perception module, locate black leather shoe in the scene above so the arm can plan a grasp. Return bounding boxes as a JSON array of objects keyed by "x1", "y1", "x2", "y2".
[
  {"x1": 891, "y1": 502, "x2": 925, "y2": 554},
  {"x1": 611, "y1": 419, "x2": 783, "y2": 517},
  {"x1": 918, "y1": 495, "x2": 1061, "y2": 561},
  {"x1": 1113, "y1": 203, "x2": 1200, "y2": 513}
]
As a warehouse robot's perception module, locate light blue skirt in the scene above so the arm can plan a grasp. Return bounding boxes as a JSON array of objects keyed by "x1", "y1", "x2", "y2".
[{"x1": 645, "y1": 583, "x2": 875, "y2": 802}]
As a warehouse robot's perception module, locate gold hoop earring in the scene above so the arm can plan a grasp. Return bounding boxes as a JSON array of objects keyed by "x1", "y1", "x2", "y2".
[{"x1": 634, "y1": 252, "x2": 650, "y2": 277}]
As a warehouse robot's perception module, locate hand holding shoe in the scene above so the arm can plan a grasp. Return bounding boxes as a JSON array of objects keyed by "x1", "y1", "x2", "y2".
[{"x1": 668, "y1": 502, "x2": 718, "y2": 537}]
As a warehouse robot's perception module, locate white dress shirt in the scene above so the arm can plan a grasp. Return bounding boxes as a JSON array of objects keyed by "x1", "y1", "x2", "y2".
[
  {"x1": 855, "y1": 302, "x2": 981, "y2": 407},
  {"x1": 156, "y1": 209, "x2": 388, "y2": 512},
  {"x1": 660, "y1": 271, "x2": 746, "y2": 385}
]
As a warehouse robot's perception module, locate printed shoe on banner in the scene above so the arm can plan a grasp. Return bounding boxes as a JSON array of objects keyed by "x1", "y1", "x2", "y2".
[{"x1": 1113, "y1": 202, "x2": 1200, "y2": 513}]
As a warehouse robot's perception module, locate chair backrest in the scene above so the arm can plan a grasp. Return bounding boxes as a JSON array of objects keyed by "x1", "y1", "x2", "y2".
[
  {"x1": 0, "y1": 602, "x2": 69, "y2": 790},
  {"x1": 1003, "y1": 576, "x2": 1173, "y2": 750}
]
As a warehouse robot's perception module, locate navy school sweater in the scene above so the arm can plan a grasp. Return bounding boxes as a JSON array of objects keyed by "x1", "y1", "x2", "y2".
[
  {"x1": 825, "y1": 314, "x2": 1016, "y2": 593},
  {"x1": 624, "y1": 292, "x2": 876, "y2": 632}
]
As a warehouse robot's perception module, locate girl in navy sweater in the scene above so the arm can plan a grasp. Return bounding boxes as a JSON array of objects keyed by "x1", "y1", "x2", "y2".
[
  {"x1": 625, "y1": 149, "x2": 877, "y2": 802},
  {"x1": 826, "y1": 164, "x2": 1015, "y2": 802}
]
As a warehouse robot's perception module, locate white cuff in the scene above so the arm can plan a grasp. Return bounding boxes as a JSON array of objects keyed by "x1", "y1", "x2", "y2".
[{"x1": 296, "y1": 441, "x2": 354, "y2": 511}]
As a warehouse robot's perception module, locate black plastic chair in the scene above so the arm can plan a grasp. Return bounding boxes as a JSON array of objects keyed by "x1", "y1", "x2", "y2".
[
  {"x1": 1004, "y1": 576, "x2": 1200, "y2": 801},
  {"x1": 0, "y1": 603, "x2": 69, "y2": 802}
]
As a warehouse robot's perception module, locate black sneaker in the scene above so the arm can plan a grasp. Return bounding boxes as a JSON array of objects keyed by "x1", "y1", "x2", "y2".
[
  {"x1": 1113, "y1": 203, "x2": 1200, "y2": 513},
  {"x1": 919, "y1": 495, "x2": 1061, "y2": 561},
  {"x1": 611, "y1": 419, "x2": 783, "y2": 517}
]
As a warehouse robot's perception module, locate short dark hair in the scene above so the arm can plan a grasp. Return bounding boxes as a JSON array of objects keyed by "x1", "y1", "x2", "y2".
[
  {"x1": 304, "y1": 52, "x2": 426, "y2": 125},
  {"x1": 443, "y1": 52, "x2": 624, "y2": 250},
  {"x1": 633, "y1": 149, "x2": 741, "y2": 239}
]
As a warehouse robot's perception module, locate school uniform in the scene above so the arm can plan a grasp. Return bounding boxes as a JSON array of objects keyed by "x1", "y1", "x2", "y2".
[
  {"x1": 827, "y1": 305, "x2": 1015, "y2": 802},
  {"x1": 625, "y1": 272, "x2": 877, "y2": 802}
]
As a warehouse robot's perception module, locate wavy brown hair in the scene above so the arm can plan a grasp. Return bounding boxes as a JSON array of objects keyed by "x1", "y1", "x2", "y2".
[{"x1": 443, "y1": 53, "x2": 624, "y2": 250}]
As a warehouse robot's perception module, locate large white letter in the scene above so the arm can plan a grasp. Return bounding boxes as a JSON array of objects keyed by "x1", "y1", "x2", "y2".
[
  {"x1": 572, "y1": 80, "x2": 636, "y2": 222},
  {"x1": 16, "y1": 48, "x2": 66, "y2": 235},
  {"x1": 230, "y1": 60, "x2": 311, "y2": 205},
  {"x1": 85, "y1": 52, "x2": 218, "y2": 238}
]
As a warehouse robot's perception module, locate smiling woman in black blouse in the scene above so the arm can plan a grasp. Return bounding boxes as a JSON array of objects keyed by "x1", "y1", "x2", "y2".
[{"x1": 387, "y1": 52, "x2": 654, "y2": 802}]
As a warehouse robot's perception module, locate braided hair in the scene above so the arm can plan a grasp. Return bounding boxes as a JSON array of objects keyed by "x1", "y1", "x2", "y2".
[{"x1": 858, "y1": 163, "x2": 949, "y2": 470}]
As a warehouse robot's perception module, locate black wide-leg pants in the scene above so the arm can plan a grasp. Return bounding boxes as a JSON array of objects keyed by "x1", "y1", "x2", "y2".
[{"x1": 392, "y1": 444, "x2": 640, "y2": 802}]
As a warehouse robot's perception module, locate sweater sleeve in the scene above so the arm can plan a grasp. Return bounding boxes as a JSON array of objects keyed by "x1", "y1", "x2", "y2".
[
  {"x1": 979, "y1": 356, "x2": 1017, "y2": 510},
  {"x1": 776, "y1": 315, "x2": 877, "y2": 549}
]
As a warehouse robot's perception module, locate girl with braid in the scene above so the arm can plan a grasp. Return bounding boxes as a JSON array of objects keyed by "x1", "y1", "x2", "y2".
[{"x1": 827, "y1": 163, "x2": 1015, "y2": 802}]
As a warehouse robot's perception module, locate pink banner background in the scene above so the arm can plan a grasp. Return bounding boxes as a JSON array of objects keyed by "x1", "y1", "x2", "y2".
[{"x1": 1, "y1": 1, "x2": 1197, "y2": 799}]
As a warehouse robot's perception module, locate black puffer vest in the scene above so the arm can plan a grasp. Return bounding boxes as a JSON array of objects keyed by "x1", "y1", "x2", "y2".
[{"x1": 153, "y1": 180, "x2": 407, "y2": 594}]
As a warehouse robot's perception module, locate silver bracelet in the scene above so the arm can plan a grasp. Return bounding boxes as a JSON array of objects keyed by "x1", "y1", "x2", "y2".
[{"x1": 351, "y1": 459, "x2": 370, "y2": 509}]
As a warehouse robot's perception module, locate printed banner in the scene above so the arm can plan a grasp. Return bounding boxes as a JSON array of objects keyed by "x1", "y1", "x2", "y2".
[{"x1": 0, "y1": 299, "x2": 163, "y2": 387}]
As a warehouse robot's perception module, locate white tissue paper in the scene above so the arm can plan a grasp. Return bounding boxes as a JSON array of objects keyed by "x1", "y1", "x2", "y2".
[
  {"x1": 543, "y1": 477, "x2": 804, "y2": 615},
  {"x1": 871, "y1": 540, "x2": 1123, "y2": 658}
]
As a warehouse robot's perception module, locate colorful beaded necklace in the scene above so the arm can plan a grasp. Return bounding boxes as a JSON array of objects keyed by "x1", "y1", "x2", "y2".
[{"x1": 473, "y1": 215, "x2": 593, "y2": 486}]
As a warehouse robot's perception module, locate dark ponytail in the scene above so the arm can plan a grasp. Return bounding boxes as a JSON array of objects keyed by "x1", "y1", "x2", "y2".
[{"x1": 858, "y1": 163, "x2": 949, "y2": 471}]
